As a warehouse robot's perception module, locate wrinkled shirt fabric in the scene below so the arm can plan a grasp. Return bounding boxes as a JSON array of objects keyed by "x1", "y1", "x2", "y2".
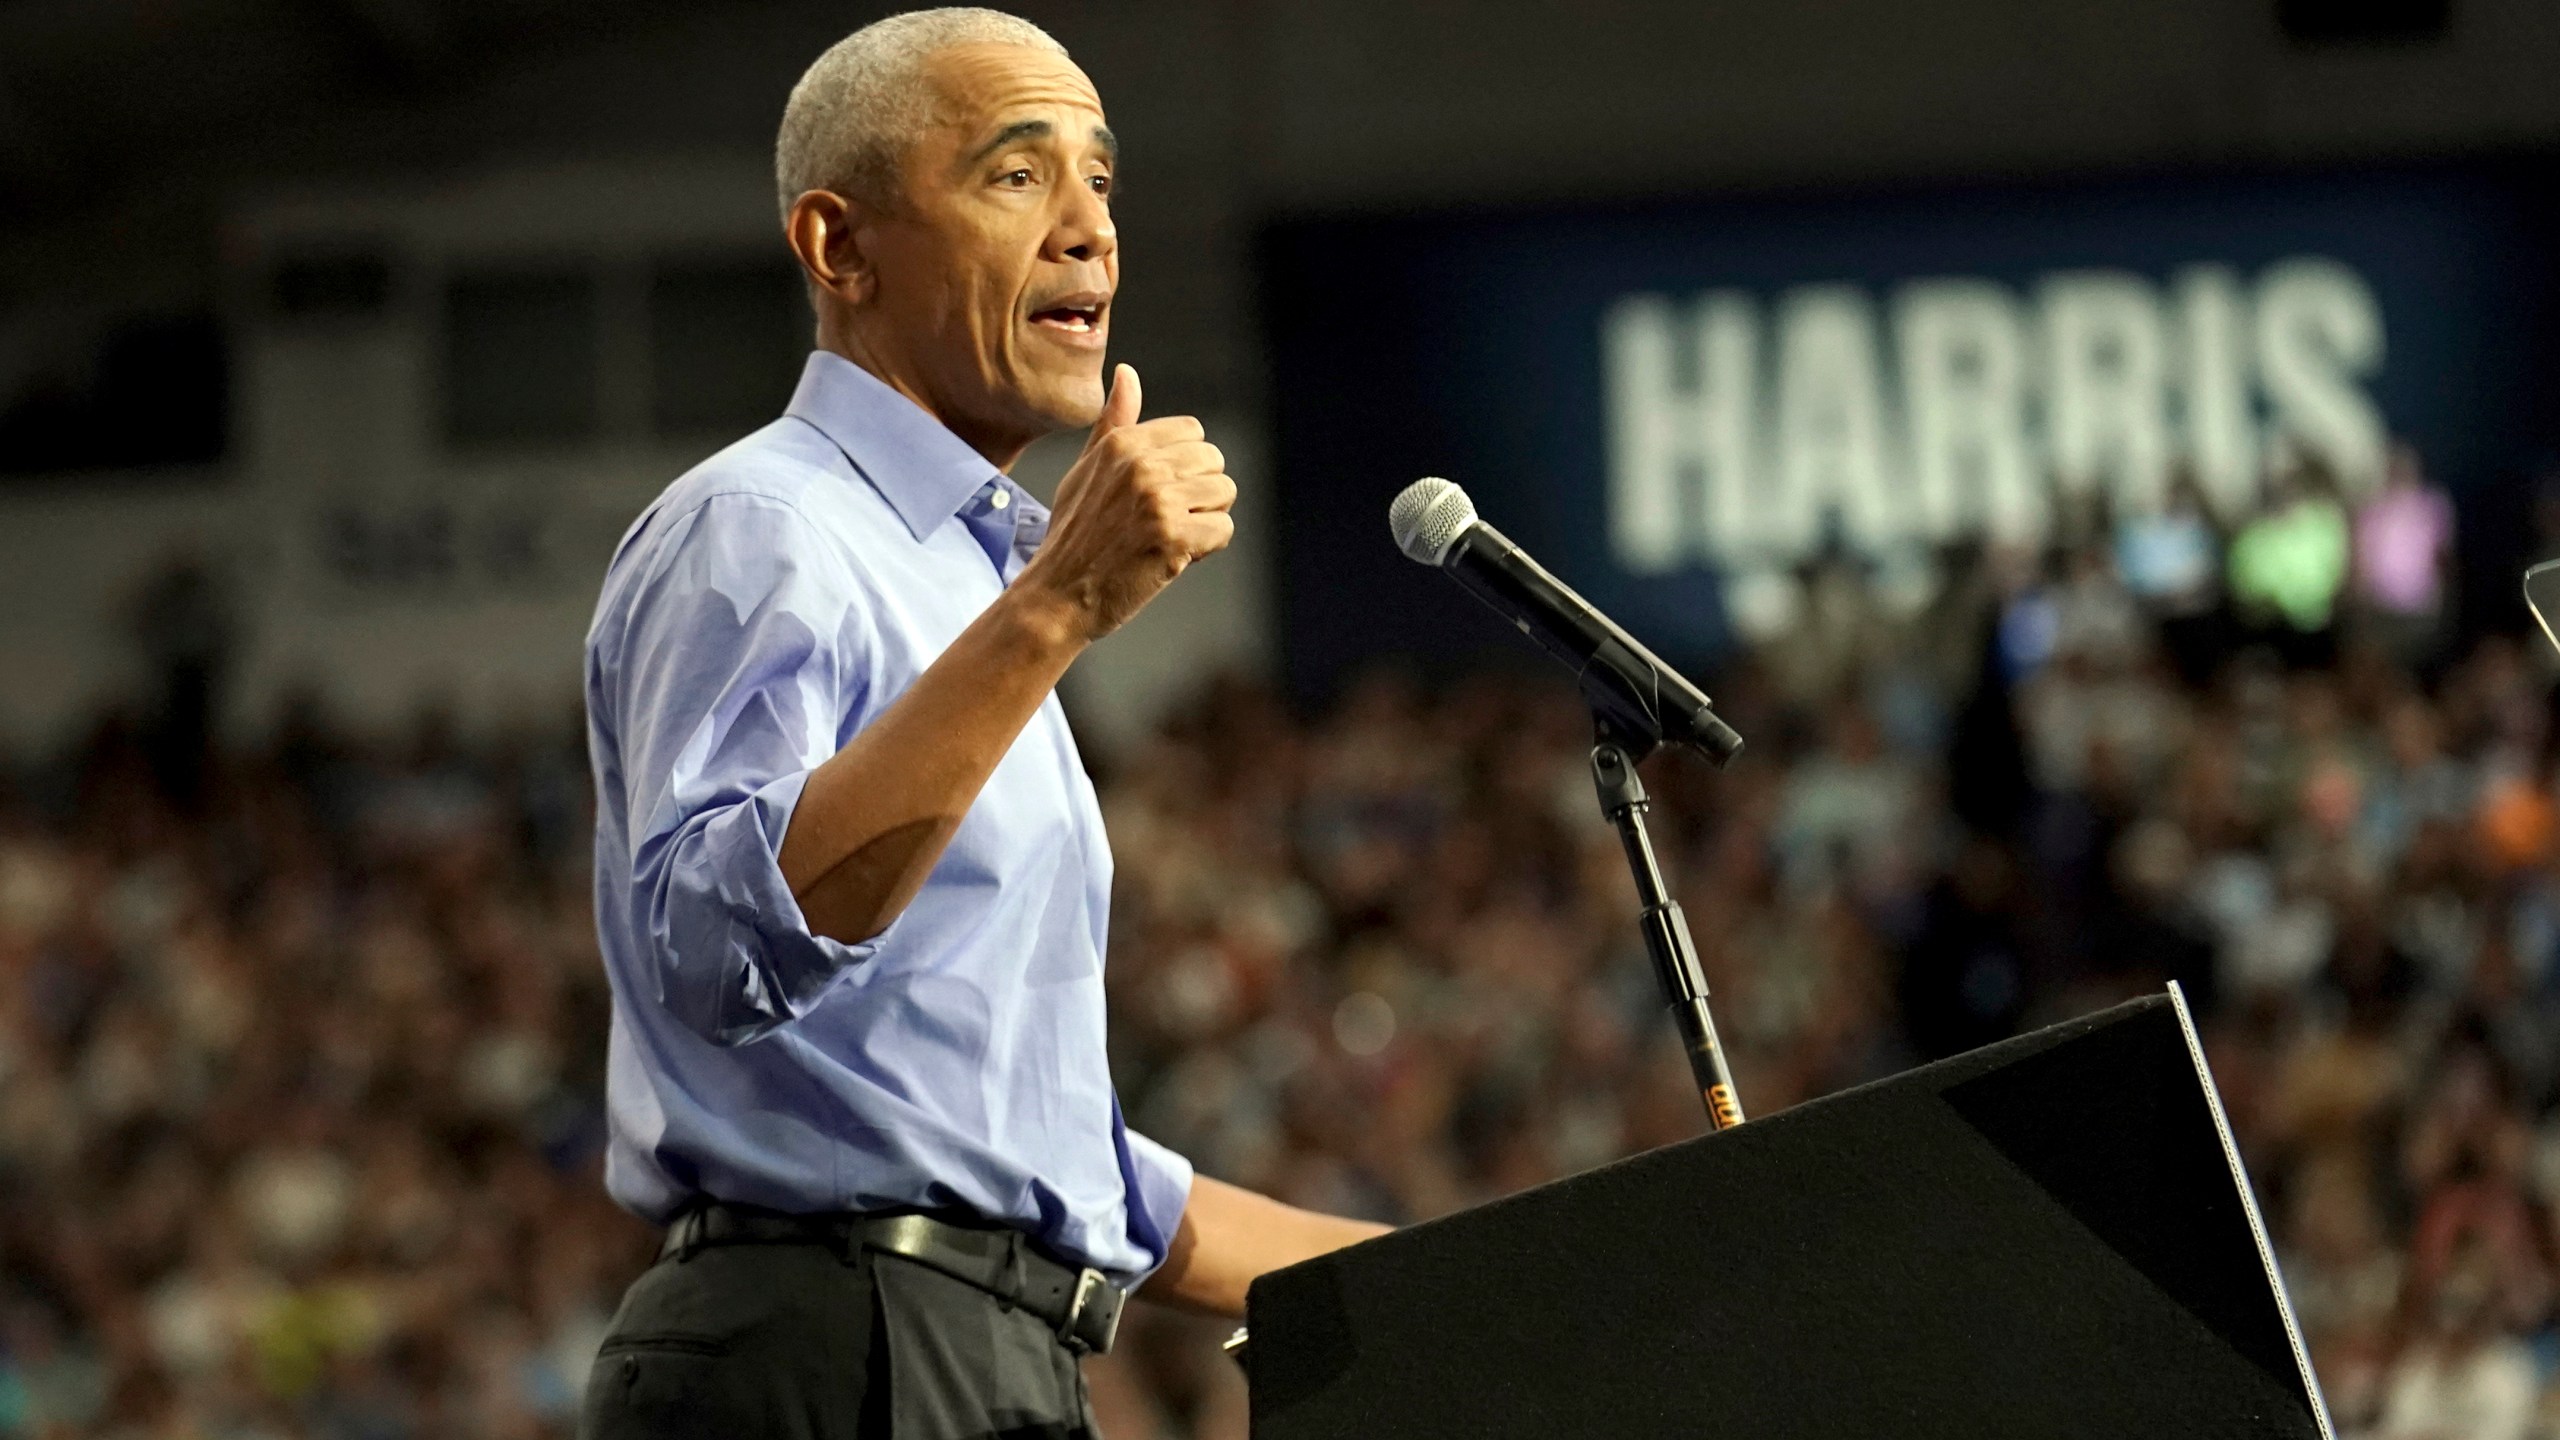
[{"x1": 584, "y1": 350, "x2": 1190, "y2": 1283}]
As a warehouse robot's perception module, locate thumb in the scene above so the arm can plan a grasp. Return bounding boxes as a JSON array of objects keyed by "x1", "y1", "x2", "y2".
[{"x1": 1088, "y1": 363, "x2": 1140, "y2": 443}]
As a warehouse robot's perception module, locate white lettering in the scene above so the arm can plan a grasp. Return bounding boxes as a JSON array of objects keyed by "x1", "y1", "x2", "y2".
[
  {"x1": 1593, "y1": 253, "x2": 2389, "y2": 577},
  {"x1": 1601, "y1": 292, "x2": 1759, "y2": 572},
  {"x1": 1895, "y1": 279, "x2": 2037, "y2": 546},
  {"x1": 2172, "y1": 264, "x2": 2259, "y2": 521},
  {"x1": 2255, "y1": 257, "x2": 2386, "y2": 495},
  {"x1": 2040, "y1": 271, "x2": 2173, "y2": 518},
  {"x1": 1772, "y1": 285, "x2": 1897, "y2": 554}
]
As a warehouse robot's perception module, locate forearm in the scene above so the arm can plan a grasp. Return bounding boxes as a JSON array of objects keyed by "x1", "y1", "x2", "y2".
[
  {"x1": 778, "y1": 584, "x2": 1087, "y2": 943},
  {"x1": 1140, "y1": 1174, "x2": 1391, "y2": 1318}
]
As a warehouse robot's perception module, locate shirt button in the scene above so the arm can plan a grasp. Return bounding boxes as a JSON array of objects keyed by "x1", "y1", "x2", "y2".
[{"x1": 989, "y1": 487, "x2": 1011, "y2": 511}]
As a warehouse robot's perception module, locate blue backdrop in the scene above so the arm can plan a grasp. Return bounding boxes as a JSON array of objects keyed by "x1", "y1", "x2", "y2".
[{"x1": 1262, "y1": 159, "x2": 2560, "y2": 700}]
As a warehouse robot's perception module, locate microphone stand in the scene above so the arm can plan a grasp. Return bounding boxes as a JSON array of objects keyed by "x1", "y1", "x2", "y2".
[{"x1": 1589, "y1": 722, "x2": 1745, "y2": 1131}]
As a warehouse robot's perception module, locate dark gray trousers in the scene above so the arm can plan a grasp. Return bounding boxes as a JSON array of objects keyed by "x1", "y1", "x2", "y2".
[{"x1": 580, "y1": 1238, "x2": 1100, "y2": 1440}]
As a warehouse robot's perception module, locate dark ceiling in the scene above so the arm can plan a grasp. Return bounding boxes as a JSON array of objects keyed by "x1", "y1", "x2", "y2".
[{"x1": 0, "y1": 0, "x2": 755, "y2": 230}]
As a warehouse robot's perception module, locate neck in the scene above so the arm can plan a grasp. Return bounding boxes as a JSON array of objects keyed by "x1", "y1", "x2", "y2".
[{"x1": 817, "y1": 316, "x2": 1034, "y2": 472}]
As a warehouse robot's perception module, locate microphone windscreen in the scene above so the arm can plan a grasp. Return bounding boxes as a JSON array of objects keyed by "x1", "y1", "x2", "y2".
[{"x1": 1389, "y1": 478, "x2": 1477, "y2": 566}]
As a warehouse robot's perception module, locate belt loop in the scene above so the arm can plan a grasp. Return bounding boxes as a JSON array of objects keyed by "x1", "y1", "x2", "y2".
[
  {"x1": 999, "y1": 1230, "x2": 1027, "y2": 1313},
  {"x1": 839, "y1": 1214, "x2": 866, "y2": 1268},
  {"x1": 673, "y1": 1206, "x2": 706, "y2": 1263}
]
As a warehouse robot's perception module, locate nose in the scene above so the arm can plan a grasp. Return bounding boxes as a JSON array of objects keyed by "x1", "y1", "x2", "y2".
[{"x1": 1052, "y1": 179, "x2": 1116, "y2": 266}]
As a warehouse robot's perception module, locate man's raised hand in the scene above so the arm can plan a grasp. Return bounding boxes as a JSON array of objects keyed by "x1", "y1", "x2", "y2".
[{"x1": 1018, "y1": 363, "x2": 1237, "y2": 641}]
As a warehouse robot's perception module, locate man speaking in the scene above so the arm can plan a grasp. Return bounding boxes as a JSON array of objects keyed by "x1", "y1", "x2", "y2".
[{"x1": 578, "y1": 9, "x2": 1385, "y2": 1436}]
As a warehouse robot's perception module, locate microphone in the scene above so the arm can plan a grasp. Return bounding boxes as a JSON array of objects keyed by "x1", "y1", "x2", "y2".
[{"x1": 1389, "y1": 478, "x2": 1743, "y2": 765}]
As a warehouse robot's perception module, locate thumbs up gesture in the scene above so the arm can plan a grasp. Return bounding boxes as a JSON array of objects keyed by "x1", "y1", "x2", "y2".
[{"x1": 1017, "y1": 364, "x2": 1237, "y2": 641}]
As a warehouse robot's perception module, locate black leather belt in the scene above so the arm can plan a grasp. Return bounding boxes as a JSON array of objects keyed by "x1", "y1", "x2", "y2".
[{"x1": 659, "y1": 1202, "x2": 1125, "y2": 1355}]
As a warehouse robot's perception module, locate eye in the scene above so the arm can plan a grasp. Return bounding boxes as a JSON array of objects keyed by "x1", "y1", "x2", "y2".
[
  {"x1": 999, "y1": 167, "x2": 1034, "y2": 190},
  {"x1": 1088, "y1": 173, "x2": 1112, "y2": 198}
]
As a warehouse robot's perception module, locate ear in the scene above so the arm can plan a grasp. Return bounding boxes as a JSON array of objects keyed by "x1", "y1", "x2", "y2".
[{"x1": 785, "y1": 189, "x2": 876, "y2": 306}]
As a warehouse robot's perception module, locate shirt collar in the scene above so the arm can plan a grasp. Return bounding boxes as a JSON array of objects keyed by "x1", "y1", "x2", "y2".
[{"x1": 784, "y1": 350, "x2": 1007, "y2": 543}]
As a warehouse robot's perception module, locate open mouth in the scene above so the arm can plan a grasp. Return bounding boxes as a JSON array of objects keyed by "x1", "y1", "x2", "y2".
[{"x1": 1028, "y1": 296, "x2": 1107, "y2": 336}]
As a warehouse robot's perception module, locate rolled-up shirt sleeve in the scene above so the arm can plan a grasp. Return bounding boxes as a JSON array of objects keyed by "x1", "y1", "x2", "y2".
[
  {"x1": 608, "y1": 493, "x2": 876, "y2": 1046},
  {"x1": 1117, "y1": 1123, "x2": 1197, "y2": 1283}
]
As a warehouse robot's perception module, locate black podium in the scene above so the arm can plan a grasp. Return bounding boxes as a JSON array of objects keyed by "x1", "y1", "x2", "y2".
[{"x1": 1246, "y1": 990, "x2": 2334, "y2": 1439}]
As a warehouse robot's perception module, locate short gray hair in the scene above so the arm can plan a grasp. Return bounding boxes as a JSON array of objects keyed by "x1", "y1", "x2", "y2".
[{"x1": 775, "y1": 8, "x2": 1068, "y2": 221}]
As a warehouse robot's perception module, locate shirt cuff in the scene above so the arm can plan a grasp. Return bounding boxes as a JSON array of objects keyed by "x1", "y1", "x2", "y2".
[
  {"x1": 1121, "y1": 1127, "x2": 1196, "y2": 1281},
  {"x1": 696, "y1": 767, "x2": 882, "y2": 1044}
]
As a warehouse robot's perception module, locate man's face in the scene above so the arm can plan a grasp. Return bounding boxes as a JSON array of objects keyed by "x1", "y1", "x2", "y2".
[{"x1": 860, "y1": 43, "x2": 1118, "y2": 450}]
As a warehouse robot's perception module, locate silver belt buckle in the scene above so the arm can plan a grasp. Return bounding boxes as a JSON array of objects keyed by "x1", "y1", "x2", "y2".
[{"x1": 1060, "y1": 1266, "x2": 1122, "y2": 1354}]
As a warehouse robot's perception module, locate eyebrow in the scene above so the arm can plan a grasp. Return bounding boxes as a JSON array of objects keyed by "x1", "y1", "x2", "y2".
[{"x1": 967, "y1": 119, "x2": 1119, "y2": 165}]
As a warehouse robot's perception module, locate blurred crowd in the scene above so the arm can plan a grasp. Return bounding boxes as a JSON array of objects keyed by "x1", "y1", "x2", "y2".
[
  {"x1": 8, "y1": 445, "x2": 2560, "y2": 1438},
  {"x1": 0, "y1": 701, "x2": 640, "y2": 1439}
]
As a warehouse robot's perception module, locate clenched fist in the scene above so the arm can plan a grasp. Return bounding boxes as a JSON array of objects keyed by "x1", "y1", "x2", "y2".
[{"x1": 1017, "y1": 363, "x2": 1237, "y2": 641}]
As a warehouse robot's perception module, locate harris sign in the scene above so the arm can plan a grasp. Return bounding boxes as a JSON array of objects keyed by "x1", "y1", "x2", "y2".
[{"x1": 1264, "y1": 162, "x2": 2560, "y2": 692}]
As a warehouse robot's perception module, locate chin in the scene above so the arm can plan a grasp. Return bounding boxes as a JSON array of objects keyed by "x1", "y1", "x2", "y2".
[{"x1": 1024, "y1": 373, "x2": 1107, "y2": 431}]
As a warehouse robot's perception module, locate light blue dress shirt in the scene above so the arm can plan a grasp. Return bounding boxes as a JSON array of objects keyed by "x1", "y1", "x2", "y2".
[{"x1": 584, "y1": 350, "x2": 1192, "y2": 1282}]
